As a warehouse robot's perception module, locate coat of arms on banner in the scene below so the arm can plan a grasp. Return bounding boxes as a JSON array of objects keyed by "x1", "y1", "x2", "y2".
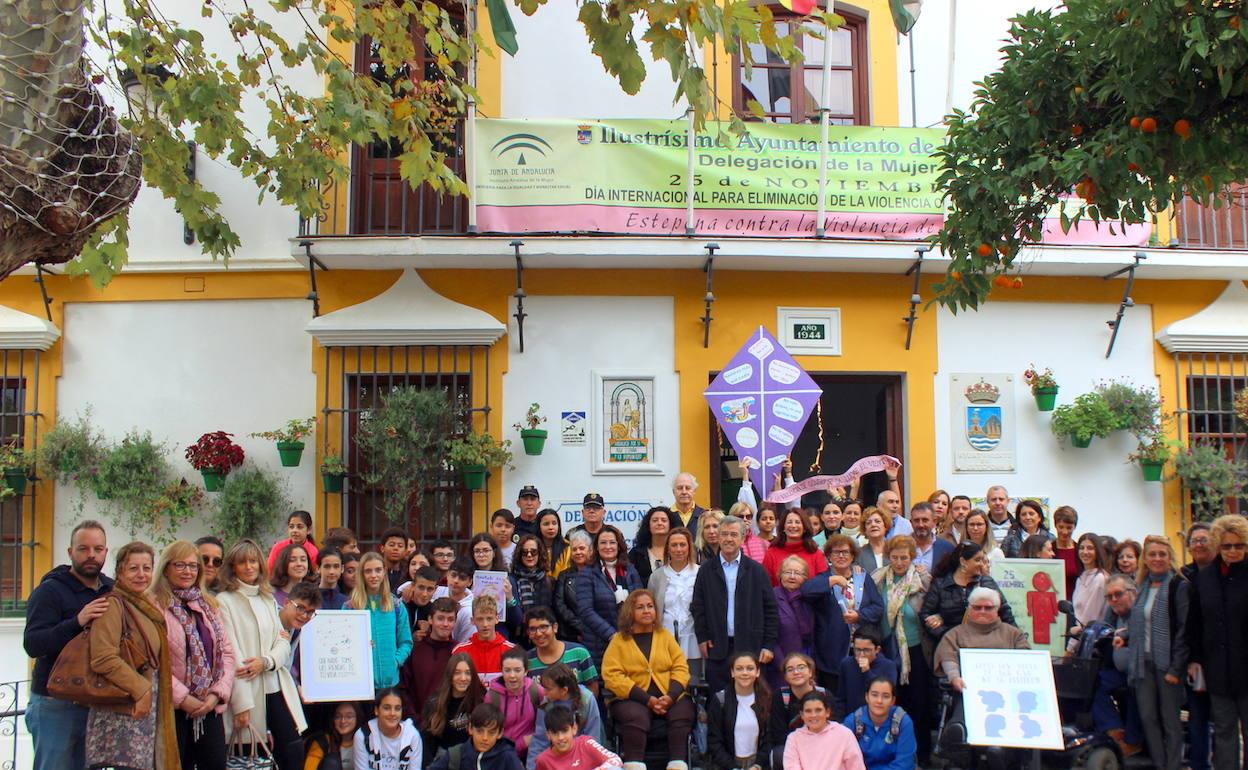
[{"x1": 951, "y1": 373, "x2": 1016, "y2": 473}]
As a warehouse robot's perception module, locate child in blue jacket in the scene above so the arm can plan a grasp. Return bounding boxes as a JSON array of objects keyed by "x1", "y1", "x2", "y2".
[{"x1": 843, "y1": 677, "x2": 916, "y2": 770}]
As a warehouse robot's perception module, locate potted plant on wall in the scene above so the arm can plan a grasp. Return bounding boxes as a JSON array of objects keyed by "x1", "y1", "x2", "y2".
[
  {"x1": 39, "y1": 412, "x2": 106, "y2": 488},
  {"x1": 250, "y1": 417, "x2": 316, "y2": 467},
  {"x1": 1128, "y1": 433, "x2": 1172, "y2": 481},
  {"x1": 513, "y1": 403, "x2": 548, "y2": 456},
  {"x1": 320, "y1": 453, "x2": 347, "y2": 493},
  {"x1": 1171, "y1": 443, "x2": 1246, "y2": 521},
  {"x1": 1023, "y1": 364, "x2": 1060, "y2": 411},
  {"x1": 0, "y1": 438, "x2": 31, "y2": 495},
  {"x1": 1050, "y1": 392, "x2": 1117, "y2": 448},
  {"x1": 212, "y1": 463, "x2": 289, "y2": 542},
  {"x1": 356, "y1": 387, "x2": 454, "y2": 522},
  {"x1": 185, "y1": 431, "x2": 245, "y2": 491},
  {"x1": 1095, "y1": 379, "x2": 1162, "y2": 434},
  {"x1": 445, "y1": 432, "x2": 513, "y2": 491},
  {"x1": 93, "y1": 431, "x2": 168, "y2": 506}
]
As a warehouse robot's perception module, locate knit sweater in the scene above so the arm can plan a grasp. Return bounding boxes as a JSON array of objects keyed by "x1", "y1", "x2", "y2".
[
  {"x1": 783, "y1": 722, "x2": 867, "y2": 770},
  {"x1": 762, "y1": 540, "x2": 828, "y2": 586},
  {"x1": 357, "y1": 596, "x2": 412, "y2": 688}
]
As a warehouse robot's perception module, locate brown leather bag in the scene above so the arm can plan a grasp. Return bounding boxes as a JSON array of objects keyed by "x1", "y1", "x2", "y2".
[{"x1": 48, "y1": 595, "x2": 150, "y2": 709}]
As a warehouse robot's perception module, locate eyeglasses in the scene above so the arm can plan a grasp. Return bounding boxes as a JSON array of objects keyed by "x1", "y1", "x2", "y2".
[
  {"x1": 473, "y1": 547, "x2": 494, "y2": 554},
  {"x1": 969, "y1": 604, "x2": 997, "y2": 612},
  {"x1": 290, "y1": 602, "x2": 317, "y2": 618},
  {"x1": 171, "y1": 561, "x2": 200, "y2": 572},
  {"x1": 1105, "y1": 590, "x2": 1129, "y2": 601},
  {"x1": 784, "y1": 663, "x2": 809, "y2": 673},
  {"x1": 780, "y1": 570, "x2": 806, "y2": 578},
  {"x1": 1189, "y1": 538, "x2": 1210, "y2": 546},
  {"x1": 333, "y1": 714, "x2": 356, "y2": 722},
  {"x1": 527, "y1": 623, "x2": 553, "y2": 633},
  {"x1": 1221, "y1": 543, "x2": 1247, "y2": 551},
  {"x1": 520, "y1": 549, "x2": 539, "y2": 556},
  {"x1": 201, "y1": 557, "x2": 223, "y2": 567},
  {"x1": 830, "y1": 550, "x2": 852, "y2": 557},
  {"x1": 741, "y1": 513, "x2": 754, "y2": 520}
]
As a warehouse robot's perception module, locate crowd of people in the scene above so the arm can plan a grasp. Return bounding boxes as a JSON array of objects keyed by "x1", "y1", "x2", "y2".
[{"x1": 20, "y1": 473, "x2": 1246, "y2": 770}]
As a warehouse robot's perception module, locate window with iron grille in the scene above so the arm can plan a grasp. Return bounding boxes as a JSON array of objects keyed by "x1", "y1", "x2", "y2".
[
  {"x1": 0, "y1": 350, "x2": 41, "y2": 614},
  {"x1": 321, "y1": 345, "x2": 491, "y2": 552},
  {"x1": 1175, "y1": 352, "x2": 1248, "y2": 516}
]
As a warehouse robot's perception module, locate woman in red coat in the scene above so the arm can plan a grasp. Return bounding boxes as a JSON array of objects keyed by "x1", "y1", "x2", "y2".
[{"x1": 763, "y1": 510, "x2": 828, "y2": 586}]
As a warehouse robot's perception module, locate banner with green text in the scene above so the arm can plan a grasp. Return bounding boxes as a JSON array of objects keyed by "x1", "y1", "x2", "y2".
[{"x1": 474, "y1": 118, "x2": 1150, "y2": 245}]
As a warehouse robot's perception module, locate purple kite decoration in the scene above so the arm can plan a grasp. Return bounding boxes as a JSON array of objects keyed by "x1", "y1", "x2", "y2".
[{"x1": 704, "y1": 326, "x2": 823, "y2": 496}]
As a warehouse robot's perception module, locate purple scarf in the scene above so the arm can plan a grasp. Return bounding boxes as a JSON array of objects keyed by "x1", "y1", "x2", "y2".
[{"x1": 168, "y1": 587, "x2": 225, "y2": 699}]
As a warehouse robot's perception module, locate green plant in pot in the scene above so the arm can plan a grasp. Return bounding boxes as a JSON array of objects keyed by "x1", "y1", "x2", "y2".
[
  {"x1": 93, "y1": 431, "x2": 170, "y2": 508},
  {"x1": 1023, "y1": 364, "x2": 1059, "y2": 411},
  {"x1": 185, "y1": 431, "x2": 245, "y2": 490},
  {"x1": 0, "y1": 438, "x2": 32, "y2": 496},
  {"x1": 139, "y1": 480, "x2": 205, "y2": 546},
  {"x1": 320, "y1": 453, "x2": 347, "y2": 493},
  {"x1": 39, "y1": 411, "x2": 107, "y2": 487},
  {"x1": 212, "y1": 463, "x2": 289, "y2": 543},
  {"x1": 513, "y1": 403, "x2": 548, "y2": 456},
  {"x1": 1095, "y1": 379, "x2": 1161, "y2": 434},
  {"x1": 445, "y1": 432, "x2": 513, "y2": 491},
  {"x1": 1128, "y1": 434, "x2": 1172, "y2": 482},
  {"x1": 1170, "y1": 443, "x2": 1246, "y2": 522},
  {"x1": 1050, "y1": 392, "x2": 1116, "y2": 448},
  {"x1": 250, "y1": 417, "x2": 316, "y2": 467},
  {"x1": 356, "y1": 387, "x2": 454, "y2": 522}
]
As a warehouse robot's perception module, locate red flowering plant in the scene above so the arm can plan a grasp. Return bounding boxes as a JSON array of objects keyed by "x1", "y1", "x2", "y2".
[{"x1": 184, "y1": 431, "x2": 245, "y2": 474}]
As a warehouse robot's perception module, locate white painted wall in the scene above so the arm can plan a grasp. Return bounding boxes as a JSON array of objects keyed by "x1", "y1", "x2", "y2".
[
  {"x1": 502, "y1": 296, "x2": 680, "y2": 544},
  {"x1": 52, "y1": 299, "x2": 317, "y2": 556},
  {"x1": 502, "y1": 3, "x2": 684, "y2": 119},
  {"x1": 934, "y1": 300, "x2": 1164, "y2": 542},
  {"x1": 896, "y1": 0, "x2": 1064, "y2": 127}
]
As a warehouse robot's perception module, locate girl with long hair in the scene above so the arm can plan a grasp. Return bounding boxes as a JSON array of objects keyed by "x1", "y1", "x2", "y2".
[
  {"x1": 1072, "y1": 532, "x2": 1112, "y2": 626},
  {"x1": 706, "y1": 651, "x2": 780, "y2": 770},
  {"x1": 304, "y1": 701, "x2": 362, "y2": 769},
  {"x1": 537, "y1": 509, "x2": 571, "y2": 577},
  {"x1": 509, "y1": 533, "x2": 553, "y2": 644},
  {"x1": 469, "y1": 533, "x2": 506, "y2": 572},
  {"x1": 267, "y1": 510, "x2": 319, "y2": 574},
  {"x1": 270, "y1": 542, "x2": 311, "y2": 608},
  {"x1": 422, "y1": 653, "x2": 487, "y2": 761},
  {"x1": 961, "y1": 509, "x2": 1004, "y2": 567},
  {"x1": 812, "y1": 500, "x2": 842, "y2": 548},
  {"x1": 627, "y1": 506, "x2": 672, "y2": 586},
  {"x1": 348, "y1": 552, "x2": 412, "y2": 689}
]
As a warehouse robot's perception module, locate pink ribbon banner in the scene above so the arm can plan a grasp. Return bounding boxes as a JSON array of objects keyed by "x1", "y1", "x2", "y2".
[{"x1": 763, "y1": 455, "x2": 901, "y2": 504}]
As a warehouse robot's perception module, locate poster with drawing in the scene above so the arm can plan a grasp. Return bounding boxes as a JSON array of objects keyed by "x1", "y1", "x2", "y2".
[
  {"x1": 961, "y1": 649, "x2": 1063, "y2": 750},
  {"x1": 299, "y1": 610, "x2": 374, "y2": 702}
]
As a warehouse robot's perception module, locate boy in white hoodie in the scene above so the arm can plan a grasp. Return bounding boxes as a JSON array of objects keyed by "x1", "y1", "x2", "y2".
[
  {"x1": 783, "y1": 690, "x2": 866, "y2": 770},
  {"x1": 355, "y1": 688, "x2": 423, "y2": 770}
]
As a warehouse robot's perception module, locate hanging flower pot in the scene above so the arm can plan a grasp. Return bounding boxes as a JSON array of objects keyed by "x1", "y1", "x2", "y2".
[
  {"x1": 276, "y1": 441, "x2": 305, "y2": 467},
  {"x1": 201, "y1": 469, "x2": 225, "y2": 491},
  {"x1": 1033, "y1": 386, "x2": 1059, "y2": 412},
  {"x1": 520, "y1": 429, "x2": 548, "y2": 456},
  {"x1": 3, "y1": 469, "x2": 26, "y2": 495},
  {"x1": 1139, "y1": 460, "x2": 1165, "y2": 481},
  {"x1": 322, "y1": 471, "x2": 345, "y2": 493},
  {"x1": 1071, "y1": 435, "x2": 1093, "y2": 449},
  {"x1": 461, "y1": 464, "x2": 487, "y2": 491}
]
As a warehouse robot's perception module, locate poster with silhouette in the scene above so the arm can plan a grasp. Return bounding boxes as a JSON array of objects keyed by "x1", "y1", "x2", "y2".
[
  {"x1": 990, "y1": 558, "x2": 1067, "y2": 656},
  {"x1": 961, "y1": 649, "x2": 1063, "y2": 750}
]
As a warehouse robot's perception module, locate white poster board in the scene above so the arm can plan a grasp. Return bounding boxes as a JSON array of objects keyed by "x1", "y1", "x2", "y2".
[
  {"x1": 961, "y1": 648, "x2": 1063, "y2": 750},
  {"x1": 472, "y1": 571, "x2": 508, "y2": 607},
  {"x1": 299, "y1": 610, "x2": 374, "y2": 702}
]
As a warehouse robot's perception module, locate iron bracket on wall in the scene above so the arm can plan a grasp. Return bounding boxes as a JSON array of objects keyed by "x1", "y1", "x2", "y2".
[
  {"x1": 512, "y1": 240, "x2": 527, "y2": 353},
  {"x1": 300, "y1": 241, "x2": 328, "y2": 317},
  {"x1": 1103, "y1": 251, "x2": 1146, "y2": 358},
  {"x1": 701, "y1": 243, "x2": 719, "y2": 348},
  {"x1": 33, "y1": 265, "x2": 53, "y2": 322},
  {"x1": 902, "y1": 246, "x2": 927, "y2": 350}
]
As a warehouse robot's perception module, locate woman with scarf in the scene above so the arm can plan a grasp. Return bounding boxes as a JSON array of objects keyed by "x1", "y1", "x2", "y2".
[
  {"x1": 1125, "y1": 535, "x2": 1189, "y2": 770},
  {"x1": 575, "y1": 525, "x2": 642, "y2": 668},
  {"x1": 770, "y1": 555, "x2": 814, "y2": 691},
  {"x1": 649, "y1": 528, "x2": 702, "y2": 684},
  {"x1": 871, "y1": 535, "x2": 932, "y2": 766},
  {"x1": 510, "y1": 534, "x2": 553, "y2": 646},
  {"x1": 802, "y1": 535, "x2": 883, "y2": 694},
  {"x1": 217, "y1": 539, "x2": 306, "y2": 769},
  {"x1": 154, "y1": 540, "x2": 236, "y2": 770},
  {"x1": 86, "y1": 541, "x2": 180, "y2": 770}
]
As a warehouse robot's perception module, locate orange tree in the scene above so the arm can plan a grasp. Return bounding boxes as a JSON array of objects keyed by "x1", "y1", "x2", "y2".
[{"x1": 932, "y1": 0, "x2": 1248, "y2": 310}]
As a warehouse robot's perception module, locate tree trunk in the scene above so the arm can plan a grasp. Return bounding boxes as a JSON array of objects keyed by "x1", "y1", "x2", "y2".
[{"x1": 0, "y1": 0, "x2": 142, "y2": 278}]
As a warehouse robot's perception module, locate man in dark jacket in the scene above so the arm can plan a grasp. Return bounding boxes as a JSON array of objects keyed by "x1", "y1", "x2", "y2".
[
  {"x1": 400, "y1": 597, "x2": 459, "y2": 722},
  {"x1": 23, "y1": 520, "x2": 114, "y2": 770},
  {"x1": 691, "y1": 514, "x2": 778, "y2": 693},
  {"x1": 1182, "y1": 522, "x2": 1216, "y2": 770}
]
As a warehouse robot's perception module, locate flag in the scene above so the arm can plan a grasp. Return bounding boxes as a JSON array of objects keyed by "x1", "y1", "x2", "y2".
[
  {"x1": 485, "y1": 0, "x2": 519, "y2": 56},
  {"x1": 890, "y1": 0, "x2": 922, "y2": 34},
  {"x1": 777, "y1": 0, "x2": 818, "y2": 14}
]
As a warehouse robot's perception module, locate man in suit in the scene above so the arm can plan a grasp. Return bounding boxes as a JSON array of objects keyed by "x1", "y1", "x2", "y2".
[
  {"x1": 910, "y1": 502, "x2": 953, "y2": 572},
  {"x1": 691, "y1": 514, "x2": 779, "y2": 693}
]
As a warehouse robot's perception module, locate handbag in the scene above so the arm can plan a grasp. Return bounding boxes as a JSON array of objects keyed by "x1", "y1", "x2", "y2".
[
  {"x1": 227, "y1": 725, "x2": 276, "y2": 770},
  {"x1": 47, "y1": 595, "x2": 148, "y2": 708}
]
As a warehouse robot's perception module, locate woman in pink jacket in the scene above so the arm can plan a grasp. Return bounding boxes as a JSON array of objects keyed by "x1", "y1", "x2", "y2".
[
  {"x1": 783, "y1": 690, "x2": 866, "y2": 770},
  {"x1": 153, "y1": 540, "x2": 237, "y2": 770}
]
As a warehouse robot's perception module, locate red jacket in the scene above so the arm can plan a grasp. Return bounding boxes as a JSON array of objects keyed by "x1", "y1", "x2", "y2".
[
  {"x1": 452, "y1": 631, "x2": 516, "y2": 680},
  {"x1": 762, "y1": 540, "x2": 828, "y2": 586}
]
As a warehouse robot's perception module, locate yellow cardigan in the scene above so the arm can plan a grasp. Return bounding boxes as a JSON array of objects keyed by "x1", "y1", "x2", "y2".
[{"x1": 601, "y1": 627, "x2": 690, "y2": 700}]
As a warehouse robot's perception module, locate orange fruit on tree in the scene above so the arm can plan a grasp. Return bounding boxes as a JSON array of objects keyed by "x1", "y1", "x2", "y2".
[
  {"x1": 951, "y1": 270, "x2": 963, "y2": 282},
  {"x1": 1013, "y1": 278, "x2": 1024, "y2": 289},
  {"x1": 1129, "y1": 116, "x2": 1141, "y2": 129},
  {"x1": 1140, "y1": 117, "x2": 1157, "y2": 133},
  {"x1": 1174, "y1": 119, "x2": 1191, "y2": 140},
  {"x1": 977, "y1": 243, "x2": 993, "y2": 257},
  {"x1": 1071, "y1": 124, "x2": 1084, "y2": 136}
]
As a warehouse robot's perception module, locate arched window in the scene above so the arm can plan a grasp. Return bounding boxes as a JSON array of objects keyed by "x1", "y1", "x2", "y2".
[{"x1": 733, "y1": 8, "x2": 869, "y2": 124}]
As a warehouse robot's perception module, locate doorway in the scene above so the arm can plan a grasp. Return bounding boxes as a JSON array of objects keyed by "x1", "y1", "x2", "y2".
[{"x1": 710, "y1": 373, "x2": 905, "y2": 509}]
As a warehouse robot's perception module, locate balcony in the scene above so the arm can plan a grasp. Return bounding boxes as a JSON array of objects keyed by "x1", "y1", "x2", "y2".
[{"x1": 1172, "y1": 184, "x2": 1248, "y2": 250}]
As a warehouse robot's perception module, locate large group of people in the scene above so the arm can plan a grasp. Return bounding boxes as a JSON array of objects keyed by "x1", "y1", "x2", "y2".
[{"x1": 20, "y1": 474, "x2": 1246, "y2": 770}]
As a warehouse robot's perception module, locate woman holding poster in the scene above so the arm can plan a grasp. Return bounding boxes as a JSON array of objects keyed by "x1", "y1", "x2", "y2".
[{"x1": 348, "y1": 552, "x2": 412, "y2": 690}]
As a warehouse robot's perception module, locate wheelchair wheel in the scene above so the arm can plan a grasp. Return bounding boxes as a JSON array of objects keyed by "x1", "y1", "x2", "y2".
[{"x1": 1079, "y1": 746, "x2": 1120, "y2": 770}]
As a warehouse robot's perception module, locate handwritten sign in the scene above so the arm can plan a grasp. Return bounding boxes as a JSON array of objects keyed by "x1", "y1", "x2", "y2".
[
  {"x1": 299, "y1": 610, "x2": 374, "y2": 702},
  {"x1": 961, "y1": 649, "x2": 1063, "y2": 750},
  {"x1": 472, "y1": 571, "x2": 509, "y2": 608}
]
